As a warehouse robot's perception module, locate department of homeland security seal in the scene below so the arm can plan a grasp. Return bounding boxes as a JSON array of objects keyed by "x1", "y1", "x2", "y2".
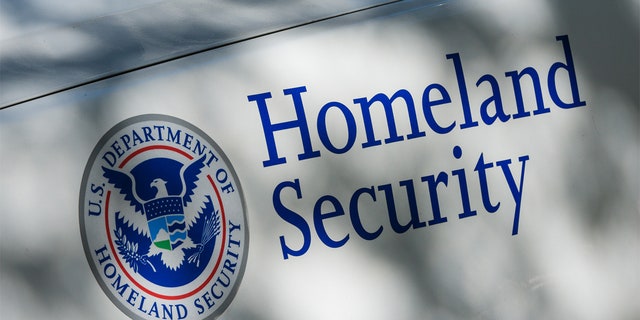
[{"x1": 79, "y1": 114, "x2": 248, "y2": 320}]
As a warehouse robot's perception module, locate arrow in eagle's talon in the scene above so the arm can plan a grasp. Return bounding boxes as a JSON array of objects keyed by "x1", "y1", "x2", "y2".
[{"x1": 188, "y1": 244, "x2": 205, "y2": 267}]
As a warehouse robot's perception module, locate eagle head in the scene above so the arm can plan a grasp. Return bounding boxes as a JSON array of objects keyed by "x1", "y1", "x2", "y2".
[{"x1": 150, "y1": 178, "x2": 169, "y2": 198}]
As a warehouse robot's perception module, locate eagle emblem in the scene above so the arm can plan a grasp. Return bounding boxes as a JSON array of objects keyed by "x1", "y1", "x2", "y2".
[
  {"x1": 80, "y1": 114, "x2": 248, "y2": 319},
  {"x1": 103, "y1": 155, "x2": 221, "y2": 274}
]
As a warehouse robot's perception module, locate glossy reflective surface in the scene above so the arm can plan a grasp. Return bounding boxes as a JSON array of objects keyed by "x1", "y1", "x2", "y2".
[
  {"x1": 1, "y1": 1, "x2": 638, "y2": 319},
  {"x1": 0, "y1": 0, "x2": 394, "y2": 108}
]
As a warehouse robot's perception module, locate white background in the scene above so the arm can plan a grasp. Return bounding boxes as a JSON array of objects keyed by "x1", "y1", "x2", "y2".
[{"x1": 1, "y1": 1, "x2": 638, "y2": 319}]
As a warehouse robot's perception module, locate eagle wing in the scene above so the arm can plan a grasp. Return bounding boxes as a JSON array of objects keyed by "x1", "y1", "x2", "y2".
[
  {"x1": 182, "y1": 155, "x2": 207, "y2": 206},
  {"x1": 181, "y1": 155, "x2": 209, "y2": 229},
  {"x1": 102, "y1": 166, "x2": 149, "y2": 237},
  {"x1": 103, "y1": 166, "x2": 143, "y2": 212}
]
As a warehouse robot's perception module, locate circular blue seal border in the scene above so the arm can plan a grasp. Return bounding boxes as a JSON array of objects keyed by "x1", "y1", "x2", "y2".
[{"x1": 79, "y1": 114, "x2": 249, "y2": 320}]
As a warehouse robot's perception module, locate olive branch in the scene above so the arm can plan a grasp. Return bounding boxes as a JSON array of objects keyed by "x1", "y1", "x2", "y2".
[
  {"x1": 114, "y1": 226, "x2": 156, "y2": 273},
  {"x1": 188, "y1": 196, "x2": 221, "y2": 267}
]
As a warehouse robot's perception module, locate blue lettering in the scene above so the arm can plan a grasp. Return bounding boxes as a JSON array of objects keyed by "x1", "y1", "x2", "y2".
[
  {"x1": 194, "y1": 298, "x2": 205, "y2": 315},
  {"x1": 475, "y1": 154, "x2": 501, "y2": 213},
  {"x1": 476, "y1": 74, "x2": 510, "y2": 124},
  {"x1": 354, "y1": 89, "x2": 425, "y2": 148},
  {"x1": 421, "y1": 83, "x2": 454, "y2": 134},
  {"x1": 248, "y1": 87, "x2": 321, "y2": 167},
  {"x1": 273, "y1": 179, "x2": 312, "y2": 259},
  {"x1": 446, "y1": 52, "x2": 479, "y2": 129},
  {"x1": 313, "y1": 195, "x2": 349, "y2": 248},
  {"x1": 548, "y1": 35, "x2": 586, "y2": 109},
  {"x1": 273, "y1": 146, "x2": 532, "y2": 259},
  {"x1": 421, "y1": 172, "x2": 449, "y2": 226},
  {"x1": 452, "y1": 146, "x2": 477, "y2": 219},
  {"x1": 496, "y1": 155, "x2": 530, "y2": 235},
  {"x1": 111, "y1": 274, "x2": 129, "y2": 296},
  {"x1": 141, "y1": 126, "x2": 155, "y2": 142},
  {"x1": 349, "y1": 186, "x2": 383, "y2": 240},
  {"x1": 317, "y1": 101, "x2": 357, "y2": 154},
  {"x1": 167, "y1": 127, "x2": 181, "y2": 144},
  {"x1": 505, "y1": 67, "x2": 548, "y2": 118}
]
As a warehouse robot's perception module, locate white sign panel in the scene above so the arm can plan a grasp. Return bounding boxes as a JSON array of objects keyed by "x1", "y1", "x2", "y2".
[{"x1": 1, "y1": 1, "x2": 638, "y2": 320}]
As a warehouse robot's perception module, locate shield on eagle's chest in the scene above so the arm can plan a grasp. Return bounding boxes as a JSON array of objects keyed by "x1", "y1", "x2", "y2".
[{"x1": 144, "y1": 197, "x2": 187, "y2": 251}]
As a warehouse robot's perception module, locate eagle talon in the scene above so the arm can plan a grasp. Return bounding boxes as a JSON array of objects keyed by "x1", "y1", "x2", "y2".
[{"x1": 188, "y1": 244, "x2": 205, "y2": 267}]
